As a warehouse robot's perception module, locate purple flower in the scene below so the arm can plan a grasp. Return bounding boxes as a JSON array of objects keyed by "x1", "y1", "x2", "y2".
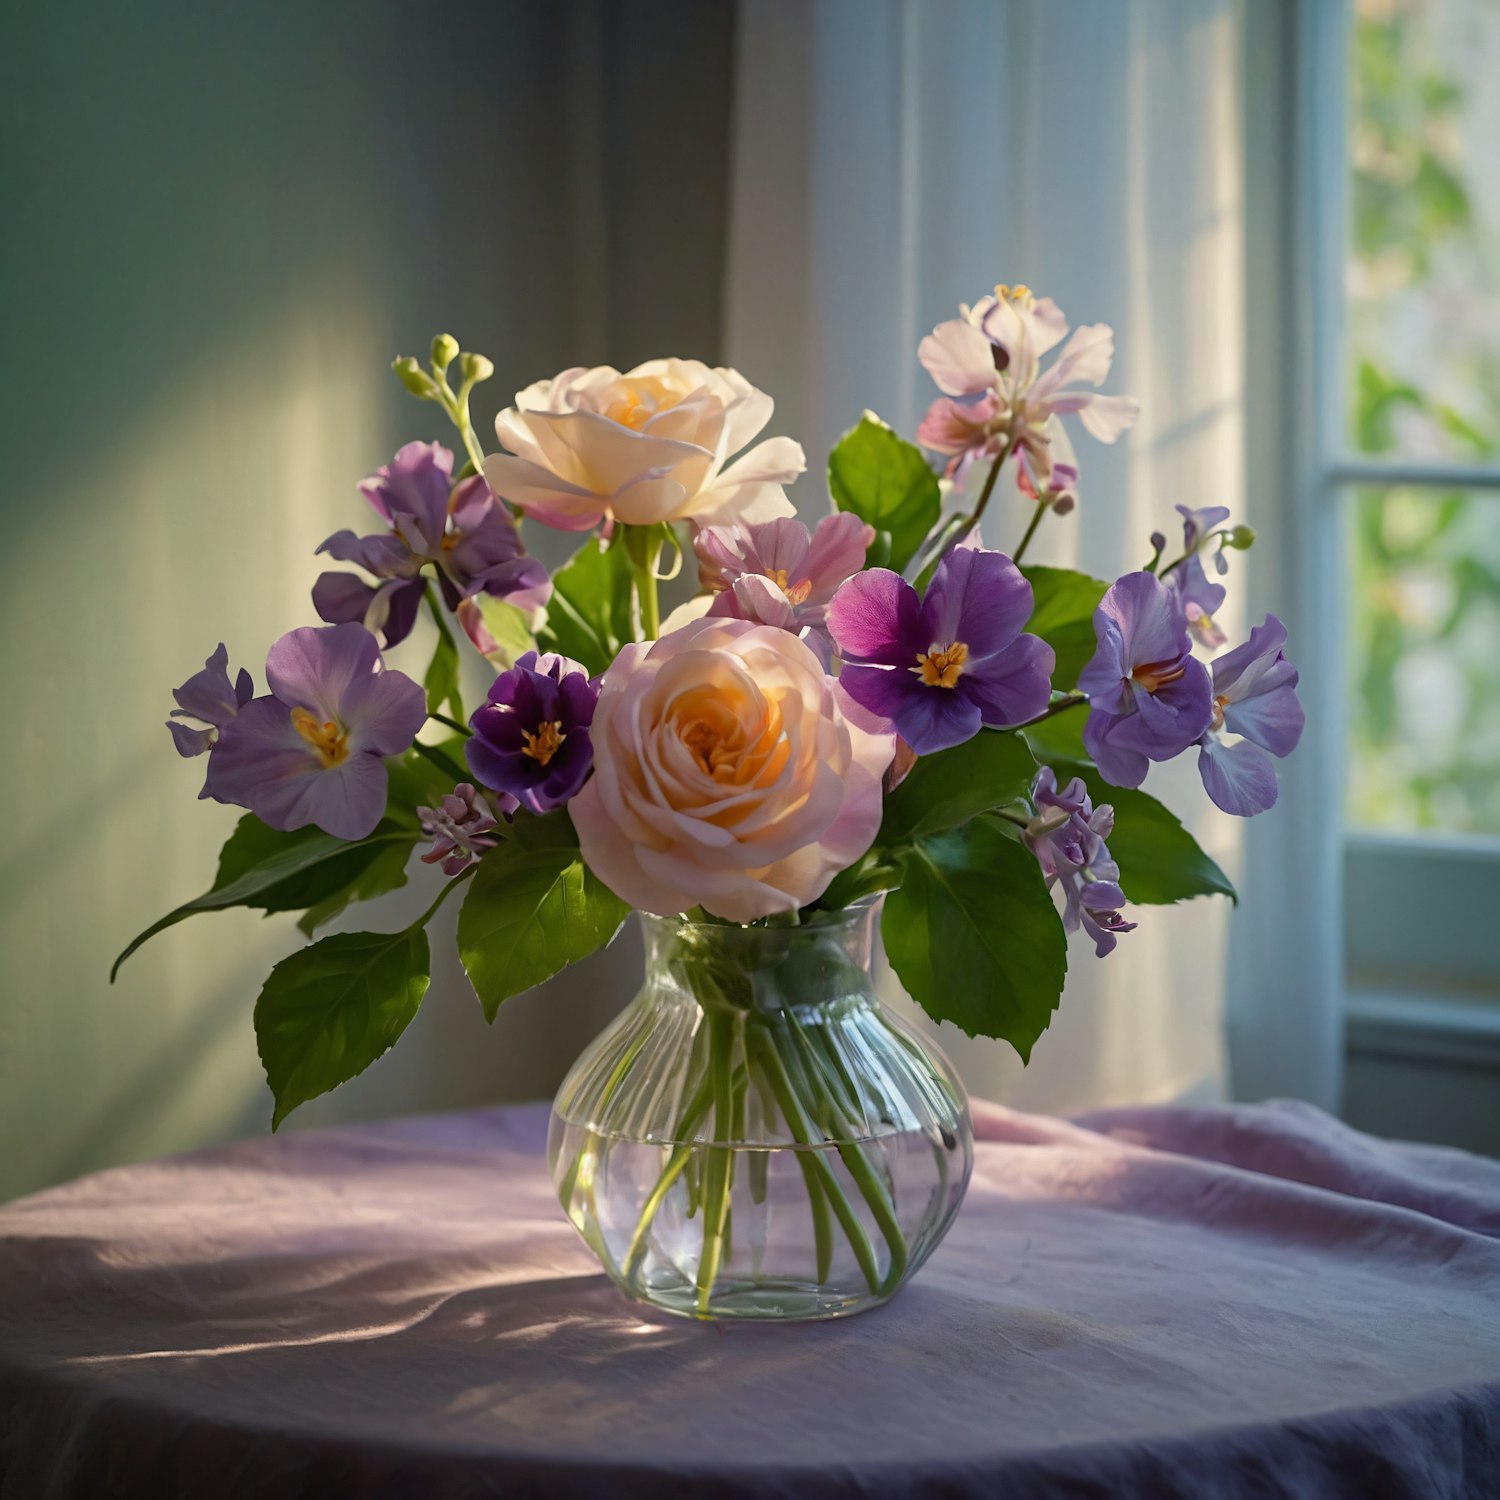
[
  {"x1": 313, "y1": 442, "x2": 551, "y2": 647},
  {"x1": 1078, "y1": 572, "x2": 1214, "y2": 788},
  {"x1": 466, "y1": 651, "x2": 598, "y2": 814},
  {"x1": 203, "y1": 624, "x2": 427, "y2": 840},
  {"x1": 696, "y1": 512, "x2": 874, "y2": 653},
  {"x1": 827, "y1": 547, "x2": 1054, "y2": 755},
  {"x1": 1196, "y1": 614, "x2": 1304, "y2": 816},
  {"x1": 167, "y1": 644, "x2": 253, "y2": 757},
  {"x1": 417, "y1": 782, "x2": 507, "y2": 875},
  {"x1": 1024, "y1": 767, "x2": 1137, "y2": 957},
  {"x1": 1164, "y1": 503, "x2": 1230, "y2": 648}
]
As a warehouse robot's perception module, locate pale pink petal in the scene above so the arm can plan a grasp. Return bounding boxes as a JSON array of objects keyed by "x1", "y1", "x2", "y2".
[{"x1": 917, "y1": 318, "x2": 997, "y2": 397}]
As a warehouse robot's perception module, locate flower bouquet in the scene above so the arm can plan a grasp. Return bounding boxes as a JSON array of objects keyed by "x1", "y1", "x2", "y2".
[{"x1": 120, "y1": 287, "x2": 1301, "y2": 1321}]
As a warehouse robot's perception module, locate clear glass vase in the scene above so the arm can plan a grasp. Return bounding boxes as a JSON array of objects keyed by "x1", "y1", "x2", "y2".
[{"x1": 548, "y1": 897, "x2": 973, "y2": 1321}]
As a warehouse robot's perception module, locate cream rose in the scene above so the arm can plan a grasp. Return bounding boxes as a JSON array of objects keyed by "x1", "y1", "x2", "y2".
[
  {"x1": 483, "y1": 359, "x2": 805, "y2": 533},
  {"x1": 570, "y1": 616, "x2": 893, "y2": 922}
]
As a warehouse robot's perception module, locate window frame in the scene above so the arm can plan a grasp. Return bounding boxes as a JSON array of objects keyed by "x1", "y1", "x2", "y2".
[{"x1": 1303, "y1": 0, "x2": 1500, "y2": 1045}]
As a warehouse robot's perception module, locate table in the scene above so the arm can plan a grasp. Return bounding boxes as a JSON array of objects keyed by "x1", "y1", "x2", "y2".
[{"x1": 3, "y1": 1099, "x2": 1498, "y2": 1498}]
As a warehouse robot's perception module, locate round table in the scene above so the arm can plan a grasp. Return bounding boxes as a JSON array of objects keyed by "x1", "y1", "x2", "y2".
[{"x1": 3, "y1": 1099, "x2": 1498, "y2": 1498}]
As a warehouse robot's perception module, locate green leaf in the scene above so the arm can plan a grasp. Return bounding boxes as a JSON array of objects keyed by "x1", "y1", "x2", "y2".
[
  {"x1": 828, "y1": 412, "x2": 942, "y2": 574},
  {"x1": 1020, "y1": 704, "x2": 1090, "y2": 765},
  {"x1": 457, "y1": 814, "x2": 630, "y2": 1020},
  {"x1": 1049, "y1": 760, "x2": 1236, "y2": 905},
  {"x1": 1022, "y1": 566, "x2": 1108, "y2": 687},
  {"x1": 384, "y1": 741, "x2": 470, "y2": 828},
  {"x1": 423, "y1": 591, "x2": 463, "y2": 718},
  {"x1": 297, "y1": 839, "x2": 413, "y2": 937},
  {"x1": 536, "y1": 537, "x2": 636, "y2": 677},
  {"x1": 255, "y1": 926, "x2": 431, "y2": 1128},
  {"x1": 880, "y1": 730, "x2": 1036, "y2": 843},
  {"x1": 883, "y1": 820, "x2": 1067, "y2": 1060},
  {"x1": 111, "y1": 818, "x2": 416, "y2": 981},
  {"x1": 472, "y1": 594, "x2": 539, "y2": 668}
]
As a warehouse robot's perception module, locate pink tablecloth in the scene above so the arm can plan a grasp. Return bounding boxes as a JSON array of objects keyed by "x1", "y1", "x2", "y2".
[{"x1": 2, "y1": 1099, "x2": 1498, "y2": 1498}]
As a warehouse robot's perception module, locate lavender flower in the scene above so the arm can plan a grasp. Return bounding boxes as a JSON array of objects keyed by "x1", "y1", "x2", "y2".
[
  {"x1": 1164, "y1": 504, "x2": 1230, "y2": 648},
  {"x1": 1024, "y1": 767, "x2": 1137, "y2": 957},
  {"x1": 826, "y1": 547, "x2": 1054, "y2": 755},
  {"x1": 313, "y1": 442, "x2": 551, "y2": 647},
  {"x1": 417, "y1": 782, "x2": 507, "y2": 875},
  {"x1": 167, "y1": 644, "x2": 253, "y2": 757},
  {"x1": 203, "y1": 624, "x2": 426, "y2": 840},
  {"x1": 1078, "y1": 571, "x2": 1214, "y2": 788},
  {"x1": 696, "y1": 512, "x2": 874, "y2": 653},
  {"x1": 1196, "y1": 614, "x2": 1304, "y2": 816},
  {"x1": 466, "y1": 651, "x2": 598, "y2": 814}
]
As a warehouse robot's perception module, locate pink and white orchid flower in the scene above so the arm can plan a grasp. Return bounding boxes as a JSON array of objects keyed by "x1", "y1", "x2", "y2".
[{"x1": 916, "y1": 284, "x2": 1140, "y2": 492}]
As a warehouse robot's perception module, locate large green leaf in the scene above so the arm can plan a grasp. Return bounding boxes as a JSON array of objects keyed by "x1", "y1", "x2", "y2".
[
  {"x1": 880, "y1": 730, "x2": 1036, "y2": 843},
  {"x1": 471, "y1": 594, "x2": 539, "y2": 668},
  {"x1": 1049, "y1": 760, "x2": 1236, "y2": 906},
  {"x1": 536, "y1": 537, "x2": 635, "y2": 677},
  {"x1": 1022, "y1": 566, "x2": 1108, "y2": 688},
  {"x1": 883, "y1": 820, "x2": 1067, "y2": 1060},
  {"x1": 297, "y1": 839, "x2": 413, "y2": 937},
  {"x1": 255, "y1": 926, "x2": 431, "y2": 1128},
  {"x1": 457, "y1": 814, "x2": 630, "y2": 1020},
  {"x1": 111, "y1": 818, "x2": 415, "y2": 981},
  {"x1": 1020, "y1": 704, "x2": 1090, "y2": 765},
  {"x1": 828, "y1": 412, "x2": 942, "y2": 574}
]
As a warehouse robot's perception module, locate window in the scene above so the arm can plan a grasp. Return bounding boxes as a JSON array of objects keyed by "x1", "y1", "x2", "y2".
[{"x1": 1317, "y1": 0, "x2": 1500, "y2": 1143}]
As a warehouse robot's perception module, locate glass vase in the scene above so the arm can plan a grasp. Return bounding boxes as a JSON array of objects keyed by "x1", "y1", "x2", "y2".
[{"x1": 547, "y1": 897, "x2": 973, "y2": 1321}]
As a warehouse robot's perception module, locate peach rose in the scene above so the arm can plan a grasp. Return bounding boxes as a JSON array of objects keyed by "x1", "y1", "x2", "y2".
[
  {"x1": 571, "y1": 617, "x2": 893, "y2": 922},
  {"x1": 482, "y1": 360, "x2": 804, "y2": 533}
]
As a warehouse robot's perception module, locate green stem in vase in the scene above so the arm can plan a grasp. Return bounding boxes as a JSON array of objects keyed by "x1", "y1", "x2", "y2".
[
  {"x1": 749, "y1": 1023, "x2": 882, "y2": 1296},
  {"x1": 695, "y1": 1008, "x2": 739, "y2": 1315},
  {"x1": 620, "y1": 1069, "x2": 715, "y2": 1281}
]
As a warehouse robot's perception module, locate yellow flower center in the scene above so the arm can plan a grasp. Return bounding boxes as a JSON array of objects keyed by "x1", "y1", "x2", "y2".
[
  {"x1": 912, "y1": 641, "x2": 969, "y2": 688},
  {"x1": 521, "y1": 720, "x2": 567, "y2": 766},
  {"x1": 994, "y1": 282, "x2": 1034, "y2": 304},
  {"x1": 603, "y1": 375, "x2": 686, "y2": 432},
  {"x1": 291, "y1": 707, "x2": 350, "y2": 768},
  {"x1": 673, "y1": 686, "x2": 791, "y2": 790},
  {"x1": 1132, "y1": 659, "x2": 1187, "y2": 695},
  {"x1": 764, "y1": 567, "x2": 813, "y2": 606},
  {"x1": 1210, "y1": 693, "x2": 1228, "y2": 733}
]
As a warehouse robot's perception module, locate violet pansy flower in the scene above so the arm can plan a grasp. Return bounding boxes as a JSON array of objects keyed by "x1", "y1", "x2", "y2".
[
  {"x1": 203, "y1": 624, "x2": 427, "y2": 841},
  {"x1": 1078, "y1": 571, "x2": 1214, "y2": 788},
  {"x1": 826, "y1": 547, "x2": 1054, "y2": 755},
  {"x1": 1165, "y1": 504, "x2": 1231, "y2": 649},
  {"x1": 1196, "y1": 614, "x2": 1304, "y2": 817},
  {"x1": 1025, "y1": 767, "x2": 1137, "y2": 957},
  {"x1": 313, "y1": 442, "x2": 551, "y2": 647},
  {"x1": 466, "y1": 651, "x2": 598, "y2": 814},
  {"x1": 696, "y1": 512, "x2": 874, "y2": 654},
  {"x1": 167, "y1": 644, "x2": 253, "y2": 757},
  {"x1": 417, "y1": 782, "x2": 507, "y2": 876}
]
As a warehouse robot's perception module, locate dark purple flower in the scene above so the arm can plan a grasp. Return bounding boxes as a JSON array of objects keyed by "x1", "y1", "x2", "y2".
[
  {"x1": 1164, "y1": 503, "x2": 1230, "y2": 648},
  {"x1": 313, "y1": 443, "x2": 551, "y2": 647},
  {"x1": 417, "y1": 782, "x2": 507, "y2": 875},
  {"x1": 203, "y1": 624, "x2": 427, "y2": 840},
  {"x1": 696, "y1": 512, "x2": 874, "y2": 653},
  {"x1": 1024, "y1": 767, "x2": 1137, "y2": 957},
  {"x1": 1196, "y1": 614, "x2": 1304, "y2": 816},
  {"x1": 466, "y1": 651, "x2": 598, "y2": 814},
  {"x1": 1078, "y1": 571, "x2": 1213, "y2": 788},
  {"x1": 167, "y1": 644, "x2": 253, "y2": 757},
  {"x1": 826, "y1": 547, "x2": 1054, "y2": 755}
]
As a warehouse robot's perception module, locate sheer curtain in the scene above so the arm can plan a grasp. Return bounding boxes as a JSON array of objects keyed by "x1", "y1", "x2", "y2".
[{"x1": 727, "y1": 0, "x2": 1334, "y2": 1111}]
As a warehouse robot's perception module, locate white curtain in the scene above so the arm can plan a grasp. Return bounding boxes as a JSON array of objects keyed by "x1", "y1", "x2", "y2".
[{"x1": 727, "y1": 0, "x2": 1320, "y2": 1111}]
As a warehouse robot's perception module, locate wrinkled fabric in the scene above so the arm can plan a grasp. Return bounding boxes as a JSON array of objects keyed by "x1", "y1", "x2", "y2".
[{"x1": 2, "y1": 1099, "x2": 1498, "y2": 1499}]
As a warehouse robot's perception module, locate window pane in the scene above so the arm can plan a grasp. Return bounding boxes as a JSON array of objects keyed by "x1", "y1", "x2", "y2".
[
  {"x1": 1347, "y1": 486, "x2": 1500, "y2": 834},
  {"x1": 1348, "y1": 0, "x2": 1500, "y2": 460}
]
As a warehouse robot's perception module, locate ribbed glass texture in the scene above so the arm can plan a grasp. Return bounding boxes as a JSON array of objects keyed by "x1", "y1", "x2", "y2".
[{"x1": 548, "y1": 899, "x2": 973, "y2": 1321}]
